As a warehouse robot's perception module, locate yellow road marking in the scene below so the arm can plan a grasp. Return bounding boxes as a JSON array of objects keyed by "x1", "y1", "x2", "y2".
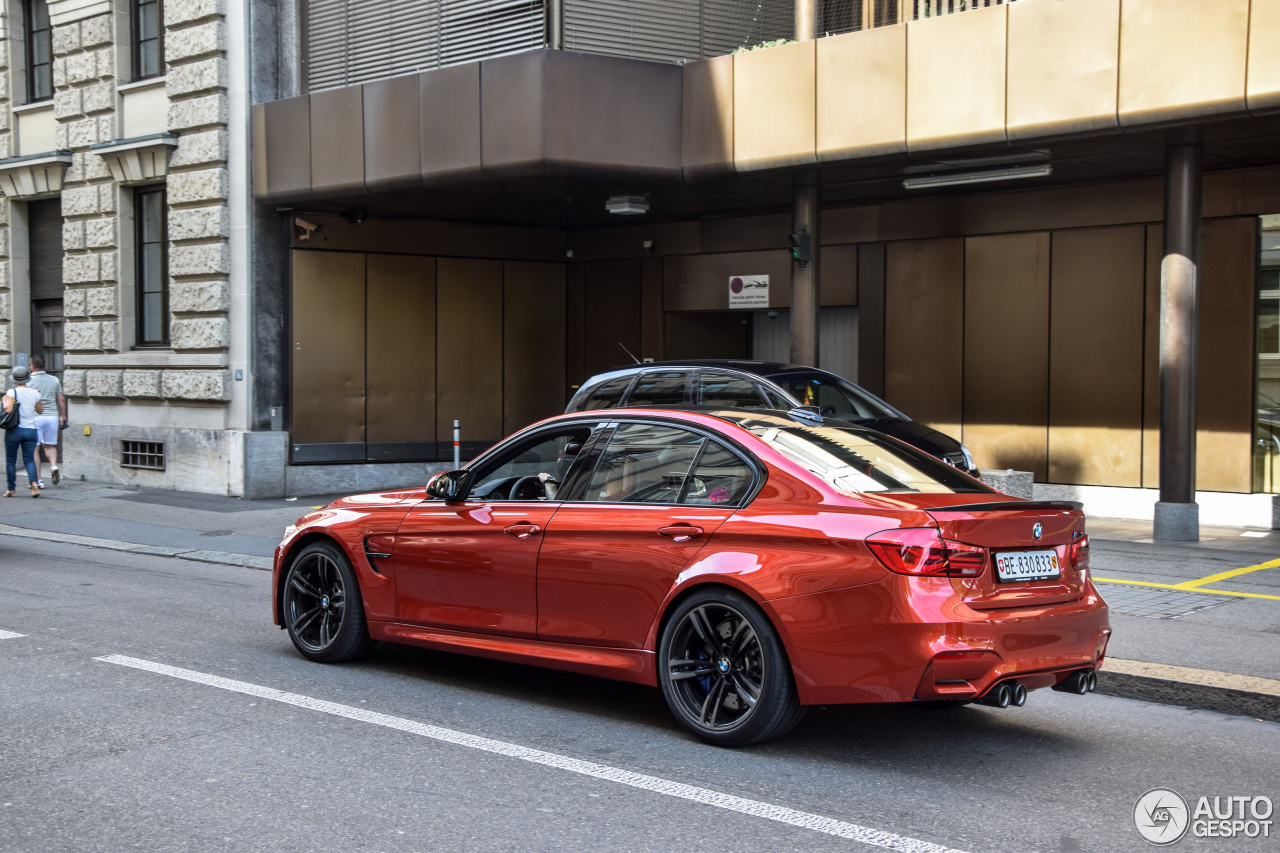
[
  {"x1": 1092, "y1": 577, "x2": 1280, "y2": 601},
  {"x1": 1174, "y1": 556, "x2": 1280, "y2": 589}
]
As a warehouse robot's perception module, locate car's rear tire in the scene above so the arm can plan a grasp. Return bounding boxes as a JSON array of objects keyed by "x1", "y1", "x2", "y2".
[
  {"x1": 658, "y1": 588, "x2": 804, "y2": 746},
  {"x1": 282, "y1": 540, "x2": 376, "y2": 663}
]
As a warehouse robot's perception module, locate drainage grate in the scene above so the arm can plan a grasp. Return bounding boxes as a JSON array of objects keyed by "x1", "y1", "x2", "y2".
[
  {"x1": 1098, "y1": 584, "x2": 1238, "y2": 619},
  {"x1": 121, "y1": 440, "x2": 165, "y2": 471}
]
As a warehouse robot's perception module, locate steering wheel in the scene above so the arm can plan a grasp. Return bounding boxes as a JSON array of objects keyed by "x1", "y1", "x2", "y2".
[
  {"x1": 821, "y1": 405, "x2": 837, "y2": 417},
  {"x1": 508, "y1": 475, "x2": 546, "y2": 501}
]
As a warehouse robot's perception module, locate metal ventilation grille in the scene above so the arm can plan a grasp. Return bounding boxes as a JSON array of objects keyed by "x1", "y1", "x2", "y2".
[
  {"x1": 564, "y1": 0, "x2": 793, "y2": 63},
  {"x1": 121, "y1": 441, "x2": 165, "y2": 471},
  {"x1": 306, "y1": 0, "x2": 545, "y2": 92}
]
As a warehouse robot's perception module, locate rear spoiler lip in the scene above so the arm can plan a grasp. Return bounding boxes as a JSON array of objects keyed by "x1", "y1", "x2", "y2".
[{"x1": 925, "y1": 500, "x2": 1084, "y2": 513}]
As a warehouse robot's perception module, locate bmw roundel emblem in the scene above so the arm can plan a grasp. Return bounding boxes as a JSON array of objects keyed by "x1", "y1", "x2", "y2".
[
  {"x1": 718, "y1": 658, "x2": 731, "y2": 673},
  {"x1": 1032, "y1": 523, "x2": 1043, "y2": 541}
]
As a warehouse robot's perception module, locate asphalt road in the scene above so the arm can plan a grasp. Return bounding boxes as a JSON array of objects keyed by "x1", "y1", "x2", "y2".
[{"x1": 2, "y1": 537, "x2": 1277, "y2": 853}]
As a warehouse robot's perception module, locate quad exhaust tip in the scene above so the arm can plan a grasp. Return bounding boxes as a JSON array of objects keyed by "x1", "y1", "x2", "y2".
[{"x1": 1051, "y1": 670, "x2": 1097, "y2": 695}]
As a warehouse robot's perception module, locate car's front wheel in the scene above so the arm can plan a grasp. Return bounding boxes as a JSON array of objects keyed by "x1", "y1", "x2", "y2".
[
  {"x1": 658, "y1": 588, "x2": 804, "y2": 746},
  {"x1": 282, "y1": 540, "x2": 376, "y2": 663}
]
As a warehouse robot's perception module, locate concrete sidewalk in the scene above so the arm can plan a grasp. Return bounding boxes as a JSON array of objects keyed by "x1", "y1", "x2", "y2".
[{"x1": 2, "y1": 478, "x2": 1277, "y2": 722}]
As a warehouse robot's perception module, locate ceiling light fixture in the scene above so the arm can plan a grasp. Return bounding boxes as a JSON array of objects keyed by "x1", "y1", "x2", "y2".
[
  {"x1": 903, "y1": 163, "x2": 1053, "y2": 190},
  {"x1": 606, "y1": 195, "x2": 649, "y2": 215}
]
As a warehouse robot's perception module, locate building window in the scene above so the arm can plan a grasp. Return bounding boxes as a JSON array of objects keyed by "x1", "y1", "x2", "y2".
[
  {"x1": 136, "y1": 187, "x2": 169, "y2": 346},
  {"x1": 25, "y1": 0, "x2": 52, "y2": 102},
  {"x1": 133, "y1": 0, "x2": 164, "y2": 80}
]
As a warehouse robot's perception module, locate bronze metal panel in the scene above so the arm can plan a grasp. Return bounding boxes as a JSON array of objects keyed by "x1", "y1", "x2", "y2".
[
  {"x1": 566, "y1": 263, "x2": 586, "y2": 390},
  {"x1": 1248, "y1": 0, "x2": 1280, "y2": 114},
  {"x1": 641, "y1": 257, "x2": 664, "y2": 361},
  {"x1": 1142, "y1": 224, "x2": 1161, "y2": 488},
  {"x1": 366, "y1": 254, "x2": 436, "y2": 446},
  {"x1": 583, "y1": 259, "x2": 642, "y2": 378},
  {"x1": 363, "y1": 75, "x2": 423, "y2": 194},
  {"x1": 664, "y1": 312, "x2": 751, "y2": 361},
  {"x1": 480, "y1": 52, "x2": 546, "y2": 178},
  {"x1": 571, "y1": 221, "x2": 701, "y2": 261},
  {"x1": 857, "y1": 243, "x2": 886, "y2": 398},
  {"x1": 699, "y1": 214, "x2": 790, "y2": 254},
  {"x1": 286, "y1": 213, "x2": 563, "y2": 262},
  {"x1": 1048, "y1": 226, "x2": 1146, "y2": 486},
  {"x1": 821, "y1": 244, "x2": 857, "y2": 307},
  {"x1": 421, "y1": 62, "x2": 484, "y2": 185},
  {"x1": 1118, "y1": 0, "x2": 1249, "y2": 127},
  {"x1": 251, "y1": 102, "x2": 268, "y2": 199},
  {"x1": 823, "y1": 208, "x2": 878, "y2": 246},
  {"x1": 1006, "y1": 0, "x2": 1119, "y2": 140},
  {"x1": 733, "y1": 40, "x2": 816, "y2": 171},
  {"x1": 503, "y1": 261, "x2": 567, "y2": 435},
  {"x1": 1142, "y1": 219, "x2": 1256, "y2": 492},
  {"x1": 262, "y1": 95, "x2": 312, "y2": 201},
  {"x1": 963, "y1": 233, "x2": 1050, "y2": 479},
  {"x1": 682, "y1": 55, "x2": 735, "y2": 180},
  {"x1": 662, "y1": 251, "x2": 792, "y2": 312},
  {"x1": 437, "y1": 258, "x2": 504, "y2": 444},
  {"x1": 309, "y1": 86, "x2": 367, "y2": 197},
  {"x1": 544, "y1": 51, "x2": 682, "y2": 180},
  {"x1": 884, "y1": 239, "x2": 964, "y2": 438},
  {"x1": 906, "y1": 6, "x2": 1008, "y2": 153},
  {"x1": 816, "y1": 25, "x2": 906, "y2": 161},
  {"x1": 291, "y1": 250, "x2": 366, "y2": 446}
]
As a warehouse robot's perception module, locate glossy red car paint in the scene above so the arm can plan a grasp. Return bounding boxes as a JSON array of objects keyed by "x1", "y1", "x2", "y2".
[{"x1": 273, "y1": 409, "x2": 1110, "y2": 710}]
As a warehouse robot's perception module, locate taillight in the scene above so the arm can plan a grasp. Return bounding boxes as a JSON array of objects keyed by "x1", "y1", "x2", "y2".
[
  {"x1": 866, "y1": 528, "x2": 987, "y2": 578},
  {"x1": 1070, "y1": 535, "x2": 1090, "y2": 573}
]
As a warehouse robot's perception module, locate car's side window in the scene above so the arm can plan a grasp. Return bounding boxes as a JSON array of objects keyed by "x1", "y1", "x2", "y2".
[
  {"x1": 682, "y1": 440, "x2": 756, "y2": 506},
  {"x1": 761, "y1": 384, "x2": 794, "y2": 410},
  {"x1": 626, "y1": 371, "x2": 687, "y2": 407},
  {"x1": 584, "y1": 422, "x2": 704, "y2": 504},
  {"x1": 467, "y1": 425, "x2": 597, "y2": 501},
  {"x1": 697, "y1": 372, "x2": 764, "y2": 408},
  {"x1": 584, "y1": 377, "x2": 631, "y2": 410}
]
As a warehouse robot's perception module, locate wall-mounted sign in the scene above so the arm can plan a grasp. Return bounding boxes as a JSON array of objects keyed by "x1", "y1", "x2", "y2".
[{"x1": 729, "y1": 274, "x2": 769, "y2": 309}]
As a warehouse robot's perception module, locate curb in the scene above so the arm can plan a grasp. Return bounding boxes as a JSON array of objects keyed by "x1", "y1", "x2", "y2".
[
  {"x1": 1098, "y1": 658, "x2": 1280, "y2": 723},
  {"x1": 0, "y1": 523, "x2": 273, "y2": 571}
]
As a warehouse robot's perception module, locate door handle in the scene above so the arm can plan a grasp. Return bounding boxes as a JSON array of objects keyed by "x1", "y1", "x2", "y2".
[
  {"x1": 657, "y1": 525, "x2": 704, "y2": 543},
  {"x1": 504, "y1": 523, "x2": 542, "y2": 540}
]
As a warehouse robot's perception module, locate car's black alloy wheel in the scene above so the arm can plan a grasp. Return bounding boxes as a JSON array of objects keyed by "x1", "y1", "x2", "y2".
[
  {"x1": 659, "y1": 588, "x2": 804, "y2": 746},
  {"x1": 283, "y1": 541, "x2": 376, "y2": 663}
]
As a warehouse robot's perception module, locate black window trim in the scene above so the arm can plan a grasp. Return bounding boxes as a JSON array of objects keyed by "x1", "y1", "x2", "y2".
[
  {"x1": 131, "y1": 0, "x2": 165, "y2": 82},
  {"x1": 24, "y1": 0, "x2": 52, "y2": 104},
  {"x1": 134, "y1": 185, "x2": 169, "y2": 347},
  {"x1": 452, "y1": 418, "x2": 612, "y2": 504}
]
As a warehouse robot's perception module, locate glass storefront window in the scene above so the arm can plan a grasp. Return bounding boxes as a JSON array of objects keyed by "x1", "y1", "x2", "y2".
[{"x1": 1254, "y1": 215, "x2": 1280, "y2": 492}]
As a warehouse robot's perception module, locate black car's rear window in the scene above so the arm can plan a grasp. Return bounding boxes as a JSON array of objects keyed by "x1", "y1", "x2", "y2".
[
  {"x1": 582, "y1": 376, "x2": 631, "y2": 410},
  {"x1": 747, "y1": 424, "x2": 989, "y2": 494},
  {"x1": 627, "y1": 371, "x2": 687, "y2": 407}
]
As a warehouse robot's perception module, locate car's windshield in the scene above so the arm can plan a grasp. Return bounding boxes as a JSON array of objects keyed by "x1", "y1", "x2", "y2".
[
  {"x1": 748, "y1": 424, "x2": 987, "y2": 494},
  {"x1": 770, "y1": 373, "x2": 902, "y2": 421}
]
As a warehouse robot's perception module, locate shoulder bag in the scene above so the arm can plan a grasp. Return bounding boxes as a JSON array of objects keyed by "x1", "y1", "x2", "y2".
[{"x1": 0, "y1": 390, "x2": 21, "y2": 430}]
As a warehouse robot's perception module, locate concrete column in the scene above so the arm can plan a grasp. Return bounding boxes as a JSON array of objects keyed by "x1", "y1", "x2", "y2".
[
  {"x1": 1154, "y1": 127, "x2": 1203, "y2": 541},
  {"x1": 790, "y1": 171, "x2": 820, "y2": 367},
  {"x1": 795, "y1": 0, "x2": 816, "y2": 41}
]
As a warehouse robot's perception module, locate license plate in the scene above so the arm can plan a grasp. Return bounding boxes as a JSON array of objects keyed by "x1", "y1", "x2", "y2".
[{"x1": 994, "y1": 549, "x2": 1061, "y2": 582}]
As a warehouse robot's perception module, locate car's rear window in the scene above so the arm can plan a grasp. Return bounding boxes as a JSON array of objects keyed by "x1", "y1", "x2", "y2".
[
  {"x1": 582, "y1": 376, "x2": 631, "y2": 411},
  {"x1": 627, "y1": 372, "x2": 687, "y2": 407},
  {"x1": 748, "y1": 424, "x2": 988, "y2": 494}
]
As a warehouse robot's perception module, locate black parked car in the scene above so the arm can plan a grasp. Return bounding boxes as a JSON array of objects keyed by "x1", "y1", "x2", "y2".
[{"x1": 565, "y1": 360, "x2": 977, "y2": 475}]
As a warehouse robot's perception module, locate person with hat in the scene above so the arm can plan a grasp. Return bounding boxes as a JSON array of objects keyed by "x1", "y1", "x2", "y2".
[{"x1": 4, "y1": 364, "x2": 44, "y2": 498}]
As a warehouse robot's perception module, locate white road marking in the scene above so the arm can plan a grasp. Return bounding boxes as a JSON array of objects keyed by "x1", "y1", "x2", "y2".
[
  {"x1": 0, "y1": 630, "x2": 25, "y2": 640},
  {"x1": 96, "y1": 654, "x2": 968, "y2": 853}
]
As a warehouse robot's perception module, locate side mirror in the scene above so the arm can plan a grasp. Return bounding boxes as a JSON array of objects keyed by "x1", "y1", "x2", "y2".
[{"x1": 426, "y1": 470, "x2": 470, "y2": 502}]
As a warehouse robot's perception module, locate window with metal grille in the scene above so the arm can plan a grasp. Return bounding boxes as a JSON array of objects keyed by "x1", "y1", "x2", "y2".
[
  {"x1": 133, "y1": 0, "x2": 165, "y2": 80},
  {"x1": 122, "y1": 441, "x2": 166, "y2": 470},
  {"x1": 25, "y1": 0, "x2": 52, "y2": 102}
]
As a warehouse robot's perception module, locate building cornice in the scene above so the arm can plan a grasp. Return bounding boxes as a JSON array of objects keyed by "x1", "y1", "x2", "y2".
[{"x1": 48, "y1": 0, "x2": 112, "y2": 27}]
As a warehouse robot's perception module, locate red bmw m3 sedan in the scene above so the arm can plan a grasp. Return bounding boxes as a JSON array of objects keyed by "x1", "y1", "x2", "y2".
[{"x1": 273, "y1": 408, "x2": 1110, "y2": 746}]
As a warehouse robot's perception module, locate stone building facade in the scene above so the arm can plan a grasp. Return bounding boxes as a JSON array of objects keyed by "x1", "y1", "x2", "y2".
[{"x1": 0, "y1": 0, "x2": 254, "y2": 494}]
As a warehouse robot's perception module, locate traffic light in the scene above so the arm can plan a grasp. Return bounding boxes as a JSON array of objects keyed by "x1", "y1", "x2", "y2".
[{"x1": 789, "y1": 230, "x2": 811, "y2": 266}]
